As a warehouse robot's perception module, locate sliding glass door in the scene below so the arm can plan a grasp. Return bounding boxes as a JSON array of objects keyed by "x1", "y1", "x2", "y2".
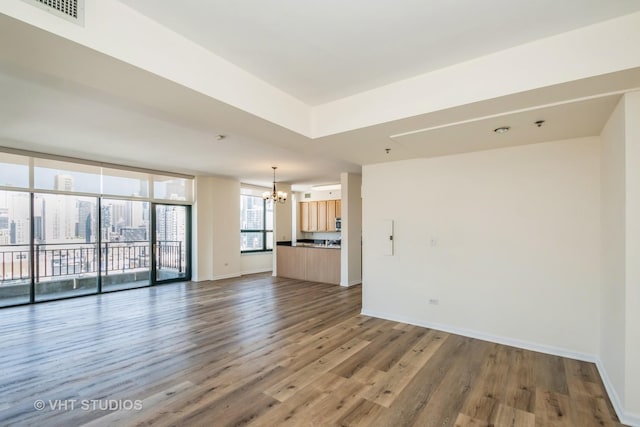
[
  {"x1": 0, "y1": 195, "x2": 191, "y2": 306},
  {"x1": 0, "y1": 190, "x2": 31, "y2": 307},
  {"x1": 34, "y1": 193, "x2": 98, "y2": 302},
  {"x1": 0, "y1": 150, "x2": 194, "y2": 307},
  {"x1": 100, "y1": 199, "x2": 151, "y2": 292},
  {"x1": 153, "y1": 204, "x2": 189, "y2": 283}
]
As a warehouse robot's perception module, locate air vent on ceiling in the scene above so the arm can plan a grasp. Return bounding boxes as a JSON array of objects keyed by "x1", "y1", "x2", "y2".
[
  {"x1": 22, "y1": 0, "x2": 85, "y2": 25},
  {"x1": 304, "y1": 193, "x2": 311, "y2": 199}
]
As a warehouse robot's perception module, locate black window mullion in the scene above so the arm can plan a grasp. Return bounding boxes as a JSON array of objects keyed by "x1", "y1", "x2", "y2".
[{"x1": 240, "y1": 195, "x2": 272, "y2": 253}]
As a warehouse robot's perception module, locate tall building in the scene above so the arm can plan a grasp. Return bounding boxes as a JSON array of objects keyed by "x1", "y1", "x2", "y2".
[
  {"x1": 157, "y1": 206, "x2": 185, "y2": 243},
  {"x1": 77, "y1": 200, "x2": 94, "y2": 243},
  {"x1": 0, "y1": 208, "x2": 8, "y2": 230},
  {"x1": 33, "y1": 196, "x2": 44, "y2": 243},
  {"x1": 5, "y1": 192, "x2": 30, "y2": 244},
  {"x1": 0, "y1": 207, "x2": 8, "y2": 245},
  {"x1": 40, "y1": 193, "x2": 78, "y2": 243}
]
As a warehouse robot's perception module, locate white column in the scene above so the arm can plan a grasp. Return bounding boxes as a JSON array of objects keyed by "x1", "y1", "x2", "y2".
[
  {"x1": 340, "y1": 173, "x2": 362, "y2": 287},
  {"x1": 624, "y1": 90, "x2": 640, "y2": 418},
  {"x1": 272, "y1": 183, "x2": 292, "y2": 276},
  {"x1": 192, "y1": 176, "x2": 241, "y2": 281}
]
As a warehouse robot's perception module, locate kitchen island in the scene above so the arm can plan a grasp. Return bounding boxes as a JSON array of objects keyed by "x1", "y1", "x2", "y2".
[{"x1": 276, "y1": 241, "x2": 341, "y2": 285}]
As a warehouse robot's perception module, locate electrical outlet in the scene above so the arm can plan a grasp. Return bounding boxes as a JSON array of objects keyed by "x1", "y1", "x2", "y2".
[{"x1": 428, "y1": 299, "x2": 439, "y2": 305}]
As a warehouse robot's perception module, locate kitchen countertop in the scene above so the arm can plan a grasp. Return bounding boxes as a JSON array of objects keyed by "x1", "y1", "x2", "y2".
[{"x1": 277, "y1": 240, "x2": 341, "y2": 249}]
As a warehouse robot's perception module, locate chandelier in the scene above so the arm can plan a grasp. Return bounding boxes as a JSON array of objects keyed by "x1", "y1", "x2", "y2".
[{"x1": 263, "y1": 166, "x2": 287, "y2": 204}]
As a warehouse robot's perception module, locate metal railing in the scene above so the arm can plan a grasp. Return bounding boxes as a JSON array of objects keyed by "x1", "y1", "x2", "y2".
[
  {"x1": 156, "y1": 241, "x2": 182, "y2": 272},
  {"x1": 0, "y1": 241, "x2": 184, "y2": 283}
]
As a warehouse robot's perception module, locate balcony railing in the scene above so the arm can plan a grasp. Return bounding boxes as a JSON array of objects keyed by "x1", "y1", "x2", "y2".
[{"x1": 0, "y1": 241, "x2": 184, "y2": 283}]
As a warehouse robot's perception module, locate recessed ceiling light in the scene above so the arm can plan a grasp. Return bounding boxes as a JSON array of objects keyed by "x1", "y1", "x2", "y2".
[
  {"x1": 535, "y1": 120, "x2": 545, "y2": 127},
  {"x1": 494, "y1": 126, "x2": 510, "y2": 134}
]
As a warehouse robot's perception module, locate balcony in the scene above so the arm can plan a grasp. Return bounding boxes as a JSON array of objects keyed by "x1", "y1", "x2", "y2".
[{"x1": 0, "y1": 241, "x2": 185, "y2": 305}]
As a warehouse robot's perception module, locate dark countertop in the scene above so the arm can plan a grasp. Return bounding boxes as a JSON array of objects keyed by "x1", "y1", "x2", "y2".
[{"x1": 277, "y1": 240, "x2": 341, "y2": 249}]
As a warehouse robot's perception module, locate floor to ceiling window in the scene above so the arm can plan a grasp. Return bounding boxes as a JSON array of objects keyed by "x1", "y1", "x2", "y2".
[
  {"x1": 0, "y1": 149, "x2": 193, "y2": 307},
  {"x1": 0, "y1": 153, "x2": 31, "y2": 307},
  {"x1": 34, "y1": 193, "x2": 98, "y2": 301},
  {"x1": 0, "y1": 190, "x2": 31, "y2": 307},
  {"x1": 154, "y1": 204, "x2": 189, "y2": 282},
  {"x1": 101, "y1": 198, "x2": 150, "y2": 292}
]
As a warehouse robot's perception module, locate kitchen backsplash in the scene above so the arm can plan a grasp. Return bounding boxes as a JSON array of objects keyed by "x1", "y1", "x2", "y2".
[{"x1": 300, "y1": 231, "x2": 341, "y2": 240}]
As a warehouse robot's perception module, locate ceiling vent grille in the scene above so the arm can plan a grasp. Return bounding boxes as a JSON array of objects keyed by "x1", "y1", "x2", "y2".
[{"x1": 22, "y1": 0, "x2": 85, "y2": 25}]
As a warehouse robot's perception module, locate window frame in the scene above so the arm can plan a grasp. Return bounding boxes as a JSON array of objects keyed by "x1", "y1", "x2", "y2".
[{"x1": 240, "y1": 195, "x2": 273, "y2": 253}]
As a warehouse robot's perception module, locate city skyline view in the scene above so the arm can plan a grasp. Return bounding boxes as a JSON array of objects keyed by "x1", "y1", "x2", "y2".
[{"x1": 1, "y1": 167, "x2": 191, "y2": 306}]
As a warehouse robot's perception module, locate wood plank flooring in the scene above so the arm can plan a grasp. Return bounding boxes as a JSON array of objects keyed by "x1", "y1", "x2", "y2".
[{"x1": 0, "y1": 273, "x2": 624, "y2": 426}]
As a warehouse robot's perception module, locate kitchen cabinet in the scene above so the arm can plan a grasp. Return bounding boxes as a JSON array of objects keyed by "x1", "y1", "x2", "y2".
[
  {"x1": 318, "y1": 201, "x2": 328, "y2": 231},
  {"x1": 276, "y1": 246, "x2": 306, "y2": 281},
  {"x1": 277, "y1": 245, "x2": 341, "y2": 285},
  {"x1": 300, "y1": 202, "x2": 310, "y2": 232},
  {"x1": 300, "y1": 200, "x2": 342, "y2": 232},
  {"x1": 327, "y1": 200, "x2": 341, "y2": 231},
  {"x1": 306, "y1": 248, "x2": 341, "y2": 284},
  {"x1": 309, "y1": 201, "x2": 318, "y2": 231}
]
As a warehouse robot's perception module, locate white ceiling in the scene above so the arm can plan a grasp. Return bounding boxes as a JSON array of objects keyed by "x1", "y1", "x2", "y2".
[
  {"x1": 0, "y1": 64, "x2": 357, "y2": 187},
  {"x1": 391, "y1": 95, "x2": 622, "y2": 158},
  {"x1": 118, "y1": 0, "x2": 640, "y2": 105},
  {"x1": 1, "y1": 2, "x2": 639, "y2": 189}
]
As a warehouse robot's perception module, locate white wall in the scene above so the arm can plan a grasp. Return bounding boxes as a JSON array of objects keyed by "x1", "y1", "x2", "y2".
[
  {"x1": 623, "y1": 91, "x2": 640, "y2": 420},
  {"x1": 600, "y1": 97, "x2": 627, "y2": 410},
  {"x1": 297, "y1": 190, "x2": 342, "y2": 201},
  {"x1": 341, "y1": 173, "x2": 362, "y2": 287},
  {"x1": 599, "y1": 91, "x2": 640, "y2": 425},
  {"x1": 192, "y1": 176, "x2": 214, "y2": 281},
  {"x1": 274, "y1": 184, "x2": 293, "y2": 243},
  {"x1": 192, "y1": 176, "x2": 241, "y2": 281},
  {"x1": 241, "y1": 253, "x2": 272, "y2": 275},
  {"x1": 362, "y1": 137, "x2": 601, "y2": 356},
  {"x1": 273, "y1": 183, "x2": 292, "y2": 275}
]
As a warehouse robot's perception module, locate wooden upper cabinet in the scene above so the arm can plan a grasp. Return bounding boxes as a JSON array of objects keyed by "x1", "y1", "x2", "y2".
[
  {"x1": 317, "y1": 201, "x2": 328, "y2": 231},
  {"x1": 309, "y1": 201, "x2": 318, "y2": 231},
  {"x1": 327, "y1": 200, "x2": 336, "y2": 231},
  {"x1": 300, "y1": 202, "x2": 310, "y2": 231},
  {"x1": 300, "y1": 199, "x2": 342, "y2": 232}
]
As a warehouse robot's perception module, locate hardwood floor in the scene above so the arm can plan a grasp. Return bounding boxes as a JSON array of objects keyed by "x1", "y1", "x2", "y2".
[{"x1": 0, "y1": 273, "x2": 624, "y2": 426}]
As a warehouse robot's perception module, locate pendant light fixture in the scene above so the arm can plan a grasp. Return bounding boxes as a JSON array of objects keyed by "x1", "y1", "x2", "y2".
[{"x1": 263, "y1": 166, "x2": 287, "y2": 204}]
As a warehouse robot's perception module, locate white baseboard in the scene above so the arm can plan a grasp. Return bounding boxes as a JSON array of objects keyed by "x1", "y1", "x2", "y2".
[
  {"x1": 360, "y1": 308, "x2": 640, "y2": 426},
  {"x1": 191, "y1": 272, "x2": 242, "y2": 282},
  {"x1": 241, "y1": 268, "x2": 272, "y2": 275},
  {"x1": 360, "y1": 308, "x2": 595, "y2": 361},
  {"x1": 341, "y1": 279, "x2": 362, "y2": 287},
  {"x1": 211, "y1": 272, "x2": 242, "y2": 281},
  {"x1": 594, "y1": 359, "x2": 640, "y2": 427}
]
